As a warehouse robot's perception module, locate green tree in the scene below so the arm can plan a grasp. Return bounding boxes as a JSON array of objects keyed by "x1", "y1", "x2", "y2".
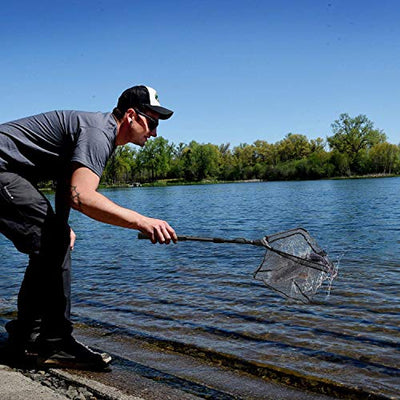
[
  {"x1": 327, "y1": 113, "x2": 386, "y2": 174},
  {"x1": 369, "y1": 142, "x2": 400, "y2": 174},
  {"x1": 182, "y1": 141, "x2": 221, "y2": 181},
  {"x1": 310, "y1": 137, "x2": 326, "y2": 153},
  {"x1": 253, "y1": 140, "x2": 277, "y2": 165},
  {"x1": 329, "y1": 151, "x2": 351, "y2": 176},
  {"x1": 168, "y1": 142, "x2": 186, "y2": 179},
  {"x1": 218, "y1": 143, "x2": 237, "y2": 180},
  {"x1": 230, "y1": 144, "x2": 251, "y2": 180},
  {"x1": 102, "y1": 145, "x2": 136, "y2": 184},
  {"x1": 233, "y1": 143, "x2": 256, "y2": 166},
  {"x1": 276, "y1": 133, "x2": 312, "y2": 162},
  {"x1": 136, "y1": 137, "x2": 173, "y2": 181}
]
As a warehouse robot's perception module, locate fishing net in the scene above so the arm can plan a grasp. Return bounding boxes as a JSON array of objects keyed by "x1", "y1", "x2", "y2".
[
  {"x1": 253, "y1": 228, "x2": 337, "y2": 303},
  {"x1": 139, "y1": 227, "x2": 337, "y2": 303}
]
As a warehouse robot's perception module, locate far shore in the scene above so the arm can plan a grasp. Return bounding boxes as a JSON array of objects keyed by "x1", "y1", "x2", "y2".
[
  {"x1": 37, "y1": 173, "x2": 399, "y2": 192},
  {"x1": 103, "y1": 173, "x2": 399, "y2": 188}
]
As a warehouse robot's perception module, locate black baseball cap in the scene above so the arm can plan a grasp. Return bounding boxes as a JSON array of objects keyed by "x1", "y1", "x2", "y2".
[{"x1": 116, "y1": 85, "x2": 173, "y2": 120}]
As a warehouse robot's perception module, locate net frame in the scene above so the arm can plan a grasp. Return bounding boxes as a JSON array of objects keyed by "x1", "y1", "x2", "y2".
[{"x1": 253, "y1": 228, "x2": 336, "y2": 302}]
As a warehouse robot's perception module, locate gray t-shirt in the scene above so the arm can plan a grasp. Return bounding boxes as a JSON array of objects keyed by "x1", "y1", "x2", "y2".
[{"x1": 0, "y1": 110, "x2": 117, "y2": 181}]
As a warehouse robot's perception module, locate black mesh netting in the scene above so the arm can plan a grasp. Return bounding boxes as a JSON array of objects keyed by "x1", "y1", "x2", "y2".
[{"x1": 253, "y1": 228, "x2": 337, "y2": 303}]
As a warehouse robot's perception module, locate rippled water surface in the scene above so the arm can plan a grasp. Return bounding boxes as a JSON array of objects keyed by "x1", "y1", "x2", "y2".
[{"x1": 1, "y1": 178, "x2": 400, "y2": 397}]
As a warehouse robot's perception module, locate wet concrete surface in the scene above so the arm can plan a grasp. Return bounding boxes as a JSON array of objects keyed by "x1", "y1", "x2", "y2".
[
  {"x1": 71, "y1": 324, "x2": 343, "y2": 400},
  {"x1": 0, "y1": 322, "x2": 392, "y2": 400}
]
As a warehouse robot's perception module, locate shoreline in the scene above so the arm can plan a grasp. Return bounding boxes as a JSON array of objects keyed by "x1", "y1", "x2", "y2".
[
  {"x1": 1, "y1": 320, "x2": 394, "y2": 400},
  {"x1": 37, "y1": 174, "x2": 399, "y2": 192},
  {"x1": 100, "y1": 173, "x2": 399, "y2": 189}
]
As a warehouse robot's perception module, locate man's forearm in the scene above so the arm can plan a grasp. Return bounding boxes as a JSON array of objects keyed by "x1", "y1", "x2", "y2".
[
  {"x1": 69, "y1": 166, "x2": 177, "y2": 244},
  {"x1": 70, "y1": 186, "x2": 144, "y2": 229}
]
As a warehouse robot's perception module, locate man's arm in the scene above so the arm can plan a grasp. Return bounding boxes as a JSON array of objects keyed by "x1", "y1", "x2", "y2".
[{"x1": 70, "y1": 164, "x2": 177, "y2": 244}]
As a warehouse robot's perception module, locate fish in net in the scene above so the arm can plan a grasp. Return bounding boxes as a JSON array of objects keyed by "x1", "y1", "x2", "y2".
[{"x1": 253, "y1": 228, "x2": 337, "y2": 303}]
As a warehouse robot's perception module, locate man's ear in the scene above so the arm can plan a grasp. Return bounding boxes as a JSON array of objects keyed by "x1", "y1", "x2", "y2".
[{"x1": 125, "y1": 108, "x2": 137, "y2": 124}]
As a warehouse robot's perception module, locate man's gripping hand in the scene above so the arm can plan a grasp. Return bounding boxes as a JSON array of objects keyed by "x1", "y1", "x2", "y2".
[{"x1": 138, "y1": 216, "x2": 178, "y2": 244}]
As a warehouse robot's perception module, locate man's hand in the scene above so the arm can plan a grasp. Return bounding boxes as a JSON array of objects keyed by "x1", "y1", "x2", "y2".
[
  {"x1": 138, "y1": 216, "x2": 177, "y2": 244},
  {"x1": 70, "y1": 227, "x2": 76, "y2": 250}
]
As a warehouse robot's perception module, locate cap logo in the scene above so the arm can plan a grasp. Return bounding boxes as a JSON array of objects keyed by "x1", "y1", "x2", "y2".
[{"x1": 145, "y1": 86, "x2": 161, "y2": 106}]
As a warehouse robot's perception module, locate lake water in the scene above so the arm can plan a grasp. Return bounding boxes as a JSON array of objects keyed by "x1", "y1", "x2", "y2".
[{"x1": 1, "y1": 177, "x2": 399, "y2": 398}]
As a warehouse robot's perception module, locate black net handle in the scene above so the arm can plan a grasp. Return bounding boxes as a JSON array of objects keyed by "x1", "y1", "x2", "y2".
[
  {"x1": 138, "y1": 232, "x2": 266, "y2": 247},
  {"x1": 138, "y1": 231, "x2": 330, "y2": 273}
]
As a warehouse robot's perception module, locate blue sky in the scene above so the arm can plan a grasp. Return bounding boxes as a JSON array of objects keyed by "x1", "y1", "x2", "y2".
[{"x1": 0, "y1": 0, "x2": 399, "y2": 147}]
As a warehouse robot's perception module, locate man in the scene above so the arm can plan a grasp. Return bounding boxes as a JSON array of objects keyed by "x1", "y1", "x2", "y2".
[{"x1": 0, "y1": 85, "x2": 177, "y2": 370}]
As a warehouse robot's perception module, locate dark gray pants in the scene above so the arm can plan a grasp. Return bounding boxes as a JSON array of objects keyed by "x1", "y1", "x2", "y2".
[{"x1": 0, "y1": 172, "x2": 72, "y2": 339}]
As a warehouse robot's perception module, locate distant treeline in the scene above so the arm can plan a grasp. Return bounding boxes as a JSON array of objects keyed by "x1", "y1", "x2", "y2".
[{"x1": 101, "y1": 113, "x2": 400, "y2": 185}]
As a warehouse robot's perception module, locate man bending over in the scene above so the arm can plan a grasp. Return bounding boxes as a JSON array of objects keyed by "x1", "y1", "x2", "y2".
[{"x1": 0, "y1": 85, "x2": 177, "y2": 370}]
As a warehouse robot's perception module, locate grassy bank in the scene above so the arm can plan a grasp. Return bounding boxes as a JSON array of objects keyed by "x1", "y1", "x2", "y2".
[
  {"x1": 141, "y1": 178, "x2": 263, "y2": 187},
  {"x1": 139, "y1": 174, "x2": 399, "y2": 187},
  {"x1": 38, "y1": 173, "x2": 398, "y2": 192}
]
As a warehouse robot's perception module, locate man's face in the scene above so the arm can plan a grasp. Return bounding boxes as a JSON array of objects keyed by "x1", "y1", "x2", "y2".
[{"x1": 120, "y1": 109, "x2": 160, "y2": 147}]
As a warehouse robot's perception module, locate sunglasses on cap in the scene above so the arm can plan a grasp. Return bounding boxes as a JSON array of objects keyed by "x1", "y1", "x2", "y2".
[{"x1": 134, "y1": 109, "x2": 159, "y2": 132}]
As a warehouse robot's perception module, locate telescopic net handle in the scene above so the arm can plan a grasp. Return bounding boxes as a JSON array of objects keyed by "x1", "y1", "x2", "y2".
[{"x1": 137, "y1": 232, "x2": 265, "y2": 246}]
